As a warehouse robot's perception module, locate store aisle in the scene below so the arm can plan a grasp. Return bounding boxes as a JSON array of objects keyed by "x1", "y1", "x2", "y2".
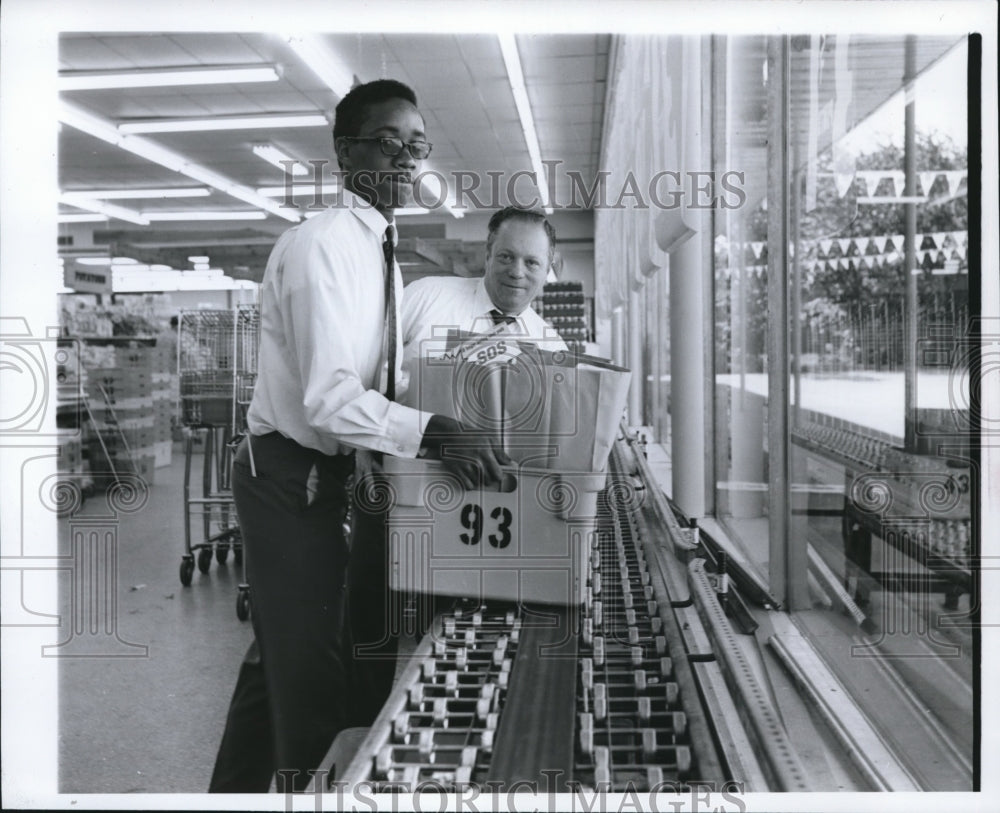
[{"x1": 57, "y1": 442, "x2": 253, "y2": 793}]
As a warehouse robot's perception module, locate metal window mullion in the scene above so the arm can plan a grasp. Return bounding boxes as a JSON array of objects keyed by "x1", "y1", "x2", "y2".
[
  {"x1": 765, "y1": 36, "x2": 803, "y2": 610},
  {"x1": 903, "y1": 35, "x2": 919, "y2": 451}
]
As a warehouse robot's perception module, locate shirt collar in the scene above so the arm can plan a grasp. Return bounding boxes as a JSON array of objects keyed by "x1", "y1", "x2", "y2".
[
  {"x1": 473, "y1": 277, "x2": 495, "y2": 316},
  {"x1": 342, "y1": 189, "x2": 394, "y2": 242}
]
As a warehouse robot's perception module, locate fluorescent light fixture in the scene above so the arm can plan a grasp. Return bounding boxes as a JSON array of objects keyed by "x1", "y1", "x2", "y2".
[
  {"x1": 59, "y1": 193, "x2": 149, "y2": 225},
  {"x1": 417, "y1": 168, "x2": 464, "y2": 219},
  {"x1": 193, "y1": 263, "x2": 211, "y2": 271},
  {"x1": 119, "y1": 113, "x2": 328, "y2": 134},
  {"x1": 188, "y1": 256, "x2": 210, "y2": 264},
  {"x1": 111, "y1": 257, "x2": 139, "y2": 265},
  {"x1": 252, "y1": 143, "x2": 308, "y2": 176},
  {"x1": 61, "y1": 187, "x2": 211, "y2": 200},
  {"x1": 283, "y1": 34, "x2": 354, "y2": 98},
  {"x1": 59, "y1": 101, "x2": 300, "y2": 222},
  {"x1": 59, "y1": 64, "x2": 281, "y2": 92},
  {"x1": 304, "y1": 206, "x2": 434, "y2": 219},
  {"x1": 143, "y1": 211, "x2": 268, "y2": 221},
  {"x1": 498, "y1": 34, "x2": 552, "y2": 214},
  {"x1": 110, "y1": 269, "x2": 250, "y2": 293},
  {"x1": 257, "y1": 182, "x2": 340, "y2": 197},
  {"x1": 76, "y1": 257, "x2": 113, "y2": 266},
  {"x1": 58, "y1": 213, "x2": 107, "y2": 223}
]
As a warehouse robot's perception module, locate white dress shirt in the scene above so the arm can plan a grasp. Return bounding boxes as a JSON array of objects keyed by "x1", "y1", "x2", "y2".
[
  {"x1": 247, "y1": 190, "x2": 432, "y2": 457},
  {"x1": 401, "y1": 275, "x2": 567, "y2": 366}
]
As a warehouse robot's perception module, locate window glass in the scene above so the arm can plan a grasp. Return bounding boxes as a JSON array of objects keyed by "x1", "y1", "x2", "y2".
[
  {"x1": 785, "y1": 35, "x2": 972, "y2": 788},
  {"x1": 713, "y1": 35, "x2": 772, "y2": 585}
]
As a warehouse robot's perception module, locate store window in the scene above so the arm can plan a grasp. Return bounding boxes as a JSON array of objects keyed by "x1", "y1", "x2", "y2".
[
  {"x1": 713, "y1": 33, "x2": 973, "y2": 787},
  {"x1": 783, "y1": 35, "x2": 972, "y2": 787}
]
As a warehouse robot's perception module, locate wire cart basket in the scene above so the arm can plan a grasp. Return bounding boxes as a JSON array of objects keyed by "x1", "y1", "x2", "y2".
[{"x1": 177, "y1": 306, "x2": 259, "y2": 621}]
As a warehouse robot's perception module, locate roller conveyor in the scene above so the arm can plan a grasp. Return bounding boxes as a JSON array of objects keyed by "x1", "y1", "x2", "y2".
[
  {"x1": 574, "y1": 488, "x2": 698, "y2": 791},
  {"x1": 344, "y1": 606, "x2": 524, "y2": 789},
  {"x1": 330, "y1": 439, "x2": 729, "y2": 792}
]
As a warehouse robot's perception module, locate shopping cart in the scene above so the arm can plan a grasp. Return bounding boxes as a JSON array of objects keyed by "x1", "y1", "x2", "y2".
[
  {"x1": 177, "y1": 307, "x2": 259, "y2": 621},
  {"x1": 232, "y1": 304, "x2": 260, "y2": 620}
]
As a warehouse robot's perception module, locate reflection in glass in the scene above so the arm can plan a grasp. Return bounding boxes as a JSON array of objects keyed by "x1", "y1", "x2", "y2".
[{"x1": 785, "y1": 35, "x2": 972, "y2": 789}]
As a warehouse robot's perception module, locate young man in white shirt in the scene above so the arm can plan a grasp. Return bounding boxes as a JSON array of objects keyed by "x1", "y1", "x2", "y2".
[{"x1": 209, "y1": 79, "x2": 506, "y2": 793}]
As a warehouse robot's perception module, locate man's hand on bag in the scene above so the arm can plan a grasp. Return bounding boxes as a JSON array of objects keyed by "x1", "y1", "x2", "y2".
[{"x1": 422, "y1": 414, "x2": 510, "y2": 489}]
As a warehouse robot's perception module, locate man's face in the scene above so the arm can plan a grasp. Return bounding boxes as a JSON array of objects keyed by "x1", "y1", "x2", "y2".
[
  {"x1": 338, "y1": 98, "x2": 426, "y2": 213},
  {"x1": 483, "y1": 219, "x2": 551, "y2": 315}
]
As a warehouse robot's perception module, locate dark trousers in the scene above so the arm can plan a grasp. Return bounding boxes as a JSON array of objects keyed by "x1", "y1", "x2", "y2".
[
  {"x1": 209, "y1": 433, "x2": 355, "y2": 793},
  {"x1": 345, "y1": 468, "x2": 403, "y2": 726},
  {"x1": 347, "y1": 469, "x2": 452, "y2": 722}
]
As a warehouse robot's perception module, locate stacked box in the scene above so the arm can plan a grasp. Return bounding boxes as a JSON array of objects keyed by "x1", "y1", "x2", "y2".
[
  {"x1": 539, "y1": 281, "x2": 588, "y2": 352},
  {"x1": 151, "y1": 371, "x2": 176, "y2": 466},
  {"x1": 57, "y1": 435, "x2": 84, "y2": 474},
  {"x1": 385, "y1": 457, "x2": 605, "y2": 606},
  {"x1": 85, "y1": 354, "x2": 157, "y2": 485},
  {"x1": 153, "y1": 440, "x2": 173, "y2": 468},
  {"x1": 85, "y1": 436, "x2": 155, "y2": 486}
]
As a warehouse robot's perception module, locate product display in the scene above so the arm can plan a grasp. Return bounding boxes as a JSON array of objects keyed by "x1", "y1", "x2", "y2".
[{"x1": 537, "y1": 281, "x2": 589, "y2": 353}]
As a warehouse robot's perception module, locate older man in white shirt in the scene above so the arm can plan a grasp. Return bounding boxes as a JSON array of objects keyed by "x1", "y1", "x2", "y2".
[{"x1": 401, "y1": 207, "x2": 567, "y2": 364}]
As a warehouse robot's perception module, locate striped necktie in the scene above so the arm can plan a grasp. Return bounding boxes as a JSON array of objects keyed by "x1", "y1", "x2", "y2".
[{"x1": 383, "y1": 225, "x2": 397, "y2": 402}]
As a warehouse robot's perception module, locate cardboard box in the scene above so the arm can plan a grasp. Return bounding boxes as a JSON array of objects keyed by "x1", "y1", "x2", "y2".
[
  {"x1": 385, "y1": 456, "x2": 604, "y2": 606},
  {"x1": 153, "y1": 440, "x2": 172, "y2": 468}
]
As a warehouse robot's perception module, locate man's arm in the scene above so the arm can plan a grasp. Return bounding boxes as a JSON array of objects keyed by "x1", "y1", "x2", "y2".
[{"x1": 281, "y1": 233, "x2": 505, "y2": 483}]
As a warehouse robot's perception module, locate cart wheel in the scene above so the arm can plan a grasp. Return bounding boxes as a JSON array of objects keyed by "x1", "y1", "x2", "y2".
[
  {"x1": 197, "y1": 548, "x2": 213, "y2": 574},
  {"x1": 180, "y1": 556, "x2": 195, "y2": 586},
  {"x1": 236, "y1": 588, "x2": 251, "y2": 622},
  {"x1": 216, "y1": 542, "x2": 229, "y2": 565}
]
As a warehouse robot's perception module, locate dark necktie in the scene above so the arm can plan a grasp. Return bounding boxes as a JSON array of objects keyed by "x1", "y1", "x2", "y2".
[
  {"x1": 489, "y1": 308, "x2": 517, "y2": 326},
  {"x1": 383, "y1": 225, "x2": 397, "y2": 402}
]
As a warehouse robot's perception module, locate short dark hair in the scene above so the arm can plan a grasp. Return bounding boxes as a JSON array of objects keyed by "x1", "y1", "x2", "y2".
[
  {"x1": 333, "y1": 79, "x2": 419, "y2": 143},
  {"x1": 486, "y1": 207, "x2": 556, "y2": 265}
]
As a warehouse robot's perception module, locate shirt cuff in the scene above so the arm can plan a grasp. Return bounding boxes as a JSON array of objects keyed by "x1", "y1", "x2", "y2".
[{"x1": 384, "y1": 403, "x2": 434, "y2": 458}]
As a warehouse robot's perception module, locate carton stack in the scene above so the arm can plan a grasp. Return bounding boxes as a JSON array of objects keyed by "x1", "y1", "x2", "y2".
[
  {"x1": 57, "y1": 434, "x2": 84, "y2": 477},
  {"x1": 84, "y1": 341, "x2": 170, "y2": 485},
  {"x1": 86, "y1": 362, "x2": 156, "y2": 485},
  {"x1": 539, "y1": 281, "x2": 588, "y2": 352},
  {"x1": 146, "y1": 340, "x2": 179, "y2": 467},
  {"x1": 152, "y1": 371, "x2": 176, "y2": 467}
]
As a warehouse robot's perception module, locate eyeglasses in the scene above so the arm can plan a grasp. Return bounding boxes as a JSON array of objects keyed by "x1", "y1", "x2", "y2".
[{"x1": 343, "y1": 136, "x2": 433, "y2": 160}]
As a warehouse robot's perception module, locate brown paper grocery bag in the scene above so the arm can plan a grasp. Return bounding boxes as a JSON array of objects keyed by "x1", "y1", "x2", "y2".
[{"x1": 546, "y1": 353, "x2": 630, "y2": 472}]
